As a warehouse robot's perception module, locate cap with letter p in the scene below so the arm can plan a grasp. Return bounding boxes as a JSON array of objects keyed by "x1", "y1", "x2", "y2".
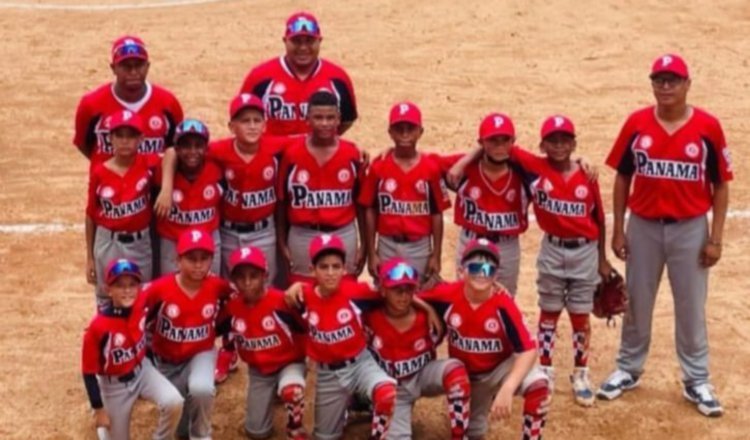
[
  {"x1": 389, "y1": 101, "x2": 422, "y2": 127},
  {"x1": 229, "y1": 246, "x2": 268, "y2": 273},
  {"x1": 540, "y1": 114, "x2": 576, "y2": 139},
  {"x1": 111, "y1": 35, "x2": 148, "y2": 64},
  {"x1": 479, "y1": 112, "x2": 515, "y2": 140},
  {"x1": 461, "y1": 238, "x2": 500, "y2": 265},
  {"x1": 229, "y1": 93, "x2": 265, "y2": 120},
  {"x1": 108, "y1": 110, "x2": 143, "y2": 133},
  {"x1": 309, "y1": 233, "x2": 346, "y2": 264},
  {"x1": 650, "y1": 53, "x2": 689, "y2": 79},
  {"x1": 177, "y1": 228, "x2": 215, "y2": 256}
]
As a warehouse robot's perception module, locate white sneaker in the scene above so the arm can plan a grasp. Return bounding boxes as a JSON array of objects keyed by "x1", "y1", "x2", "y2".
[
  {"x1": 539, "y1": 365, "x2": 555, "y2": 392},
  {"x1": 683, "y1": 383, "x2": 723, "y2": 417},
  {"x1": 570, "y1": 367, "x2": 595, "y2": 407},
  {"x1": 596, "y1": 369, "x2": 640, "y2": 400}
]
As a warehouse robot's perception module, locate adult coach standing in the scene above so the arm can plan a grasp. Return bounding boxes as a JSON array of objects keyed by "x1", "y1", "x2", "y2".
[
  {"x1": 239, "y1": 11, "x2": 358, "y2": 136},
  {"x1": 598, "y1": 54, "x2": 732, "y2": 417}
]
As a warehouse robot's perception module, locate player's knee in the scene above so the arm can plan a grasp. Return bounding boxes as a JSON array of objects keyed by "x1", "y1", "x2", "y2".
[
  {"x1": 442, "y1": 361, "x2": 470, "y2": 400},
  {"x1": 371, "y1": 381, "x2": 397, "y2": 416},
  {"x1": 523, "y1": 379, "x2": 550, "y2": 416},
  {"x1": 279, "y1": 384, "x2": 304, "y2": 404},
  {"x1": 188, "y1": 380, "x2": 216, "y2": 401},
  {"x1": 161, "y1": 393, "x2": 184, "y2": 416}
]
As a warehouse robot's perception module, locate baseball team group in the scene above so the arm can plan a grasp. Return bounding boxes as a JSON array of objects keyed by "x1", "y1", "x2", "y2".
[{"x1": 75, "y1": 10, "x2": 733, "y2": 440}]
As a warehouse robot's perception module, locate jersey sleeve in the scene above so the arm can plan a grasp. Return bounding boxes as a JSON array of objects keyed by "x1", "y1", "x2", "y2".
[
  {"x1": 277, "y1": 153, "x2": 292, "y2": 202},
  {"x1": 437, "y1": 153, "x2": 465, "y2": 173},
  {"x1": 331, "y1": 67, "x2": 358, "y2": 124},
  {"x1": 85, "y1": 170, "x2": 99, "y2": 219},
  {"x1": 239, "y1": 66, "x2": 270, "y2": 97},
  {"x1": 73, "y1": 95, "x2": 97, "y2": 151},
  {"x1": 590, "y1": 179, "x2": 606, "y2": 225},
  {"x1": 81, "y1": 323, "x2": 103, "y2": 375},
  {"x1": 496, "y1": 296, "x2": 536, "y2": 353},
  {"x1": 418, "y1": 281, "x2": 457, "y2": 318},
  {"x1": 427, "y1": 160, "x2": 451, "y2": 212},
  {"x1": 349, "y1": 281, "x2": 382, "y2": 311},
  {"x1": 706, "y1": 117, "x2": 734, "y2": 184},
  {"x1": 508, "y1": 146, "x2": 549, "y2": 175},
  {"x1": 605, "y1": 114, "x2": 638, "y2": 175},
  {"x1": 357, "y1": 162, "x2": 379, "y2": 207},
  {"x1": 165, "y1": 96, "x2": 184, "y2": 148}
]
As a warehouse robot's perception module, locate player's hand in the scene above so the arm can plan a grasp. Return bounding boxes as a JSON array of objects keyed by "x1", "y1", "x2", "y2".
[
  {"x1": 280, "y1": 245, "x2": 294, "y2": 272},
  {"x1": 700, "y1": 241, "x2": 722, "y2": 268},
  {"x1": 426, "y1": 306, "x2": 444, "y2": 337},
  {"x1": 446, "y1": 162, "x2": 465, "y2": 190},
  {"x1": 425, "y1": 253, "x2": 441, "y2": 279},
  {"x1": 490, "y1": 386, "x2": 514, "y2": 420},
  {"x1": 578, "y1": 157, "x2": 599, "y2": 182},
  {"x1": 355, "y1": 246, "x2": 367, "y2": 276},
  {"x1": 612, "y1": 230, "x2": 628, "y2": 261},
  {"x1": 86, "y1": 258, "x2": 96, "y2": 285},
  {"x1": 360, "y1": 150, "x2": 371, "y2": 169},
  {"x1": 367, "y1": 253, "x2": 381, "y2": 280},
  {"x1": 153, "y1": 188, "x2": 172, "y2": 219},
  {"x1": 93, "y1": 408, "x2": 111, "y2": 428},
  {"x1": 284, "y1": 282, "x2": 305, "y2": 308},
  {"x1": 598, "y1": 259, "x2": 614, "y2": 280}
]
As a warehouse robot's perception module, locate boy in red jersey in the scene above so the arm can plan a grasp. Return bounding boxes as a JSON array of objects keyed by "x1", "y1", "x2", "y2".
[
  {"x1": 358, "y1": 102, "x2": 450, "y2": 283},
  {"x1": 217, "y1": 246, "x2": 308, "y2": 439},
  {"x1": 82, "y1": 259, "x2": 183, "y2": 440},
  {"x1": 420, "y1": 239, "x2": 550, "y2": 440},
  {"x1": 508, "y1": 115, "x2": 612, "y2": 407},
  {"x1": 144, "y1": 228, "x2": 232, "y2": 440},
  {"x1": 364, "y1": 258, "x2": 470, "y2": 440}
]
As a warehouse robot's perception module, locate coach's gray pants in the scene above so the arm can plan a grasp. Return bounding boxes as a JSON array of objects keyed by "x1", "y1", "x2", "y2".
[
  {"x1": 456, "y1": 229, "x2": 521, "y2": 296},
  {"x1": 160, "y1": 229, "x2": 221, "y2": 276},
  {"x1": 220, "y1": 217, "x2": 277, "y2": 282},
  {"x1": 94, "y1": 226, "x2": 152, "y2": 308},
  {"x1": 378, "y1": 235, "x2": 432, "y2": 281},
  {"x1": 616, "y1": 213, "x2": 710, "y2": 386}
]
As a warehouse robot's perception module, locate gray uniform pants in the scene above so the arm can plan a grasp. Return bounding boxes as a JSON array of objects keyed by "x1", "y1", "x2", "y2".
[
  {"x1": 220, "y1": 217, "x2": 277, "y2": 282},
  {"x1": 97, "y1": 359, "x2": 183, "y2": 440},
  {"x1": 245, "y1": 363, "x2": 306, "y2": 438},
  {"x1": 160, "y1": 229, "x2": 221, "y2": 276},
  {"x1": 616, "y1": 213, "x2": 711, "y2": 386},
  {"x1": 154, "y1": 349, "x2": 217, "y2": 440},
  {"x1": 456, "y1": 229, "x2": 521, "y2": 296},
  {"x1": 288, "y1": 222, "x2": 358, "y2": 277},
  {"x1": 94, "y1": 226, "x2": 152, "y2": 308},
  {"x1": 378, "y1": 235, "x2": 432, "y2": 281},
  {"x1": 536, "y1": 236, "x2": 600, "y2": 314}
]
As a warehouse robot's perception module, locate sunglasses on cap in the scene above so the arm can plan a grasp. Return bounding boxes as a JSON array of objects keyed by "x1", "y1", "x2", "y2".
[
  {"x1": 108, "y1": 259, "x2": 142, "y2": 281},
  {"x1": 176, "y1": 119, "x2": 209, "y2": 138},
  {"x1": 288, "y1": 16, "x2": 320, "y2": 35},
  {"x1": 464, "y1": 262, "x2": 498, "y2": 277},
  {"x1": 385, "y1": 262, "x2": 418, "y2": 283},
  {"x1": 113, "y1": 43, "x2": 147, "y2": 58}
]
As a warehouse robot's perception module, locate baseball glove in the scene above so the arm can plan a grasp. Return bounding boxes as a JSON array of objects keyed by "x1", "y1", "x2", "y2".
[{"x1": 593, "y1": 269, "x2": 627, "y2": 324}]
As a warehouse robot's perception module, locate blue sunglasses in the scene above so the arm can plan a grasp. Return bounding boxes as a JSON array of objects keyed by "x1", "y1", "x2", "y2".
[
  {"x1": 288, "y1": 17, "x2": 320, "y2": 35},
  {"x1": 114, "y1": 43, "x2": 147, "y2": 58},
  {"x1": 175, "y1": 119, "x2": 209, "y2": 142},
  {"x1": 465, "y1": 262, "x2": 498, "y2": 277},
  {"x1": 385, "y1": 262, "x2": 418, "y2": 282},
  {"x1": 108, "y1": 259, "x2": 142, "y2": 281}
]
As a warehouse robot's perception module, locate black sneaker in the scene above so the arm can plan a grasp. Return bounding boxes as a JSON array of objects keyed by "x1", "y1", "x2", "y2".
[
  {"x1": 683, "y1": 383, "x2": 723, "y2": 417},
  {"x1": 596, "y1": 369, "x2": 640, "y2": 400}
]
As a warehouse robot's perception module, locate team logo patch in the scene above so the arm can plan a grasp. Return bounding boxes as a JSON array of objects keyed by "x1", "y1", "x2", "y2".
[
  {"x1": 684, "y1": 143, "x2": 700, "y2": 158},
  {"x1": 478, "y1": 238, "x2": 490, "y2": 246},
  {"x1": 202, "y1": 304, "x2": 215, "y2": 319},
  {"x1": 554, "y1": 116, "x2": 566, "y2": 128},
  {"x1": 308, "y1": 311, "x2": 320, "y2": 326},
  {"x1": 384, "y1": 178, "x2": 397, "y2": 193},
  {"x1": 262, "y1": 316, "x2": 276, "y2": 331},
  {"x1": 543, "y1": 179, "x2": 554, "y2": 192},
  {"x1": 415, "y1": 180, "x2": 427, "y2": 194},
  {"x1": 263, "y1": 166, "x2": 275, "y2": 181},
  {"x1": 172, "y1": 189, "x2": 184, "y2": 203},
  {"x1": 149, "y1": 116, "x2": 163, "y2": 131},
  {"x1": 234, "y1": 318, "x2": 246, "y2": 333},
  {"x1": 297, "y1": 170, "x2": 310, "y2": 184},
  {"x1": 272, "y1": 82, "x2": 286, "y2": 95},
  {"x1": 100, "y1": 186, "x2": 114, "y2": 199},
  {"x1": 574, "y1": 185, "x2": 589, "y2": 199},
  {"x1": 338, "y1": 169, "x2": 351, "y2": 183},
  {"x1": 225, "y1": 169, "x2": 235, "y2": 180},
  {"x1": 166, "y1": 304, "x2": 180, "y2": 318},
  {"x1": 113, "y1": 332, "x2": 126, "y2": 347},
  {"x1": 136, "y1": 178, "x2": 148, "y2": 192},
  {"x1": 449, "y1": 313, "x2": 463, "y2": 328},
  {"x1": 414, "y1": 338, "x2": 427, "y2": 351},
  {"x1": 723, "y1": 148, "x2": 733, "y2": 171},
  {"x1": 639, "y1": 135, "x2": 653, "y2": 149},
  {"x1": 373, "y1": 336, "x2": 383, "y2": 350},
  {"x1": 337, "y1": 308, "x2": 352, "y2": 324},
  {"x1": 139, "y1": 316, "x2": 146, "y2": 331},
  {"x1": 203, "y1": 185, "x2": 215, "y2": 200},
  {"x1": 484, "y1": 318, "x2": 500, "y2": 334},
  {"x1": 469, "y1": 186, "x2": 481, "y2": 200},
  {"x1": 506, "y1": 189, "x2": 516, "y2": 202}
]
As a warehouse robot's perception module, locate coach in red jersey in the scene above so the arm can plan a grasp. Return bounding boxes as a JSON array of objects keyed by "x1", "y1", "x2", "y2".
[
  {"x1": 74, "y1": 35, "x2": 183, "y2": 167},
  {"x1": 598, "y1": 54, "x2": 732, "y2": 418},
  {"x1": 239, "y1": 11, "x2": 357, "y2": 136}
]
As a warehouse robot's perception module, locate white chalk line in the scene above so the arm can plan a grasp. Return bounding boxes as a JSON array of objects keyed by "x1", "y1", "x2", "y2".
[
  {"x1": 0, "y1": 0, "x2": 227, "y2": 11},
  {"x1": 3, "y1": 210, "x2": 750, "y2": 234}
]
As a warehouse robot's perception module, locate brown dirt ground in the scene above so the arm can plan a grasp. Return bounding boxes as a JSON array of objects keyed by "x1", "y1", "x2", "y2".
[{"x1": 1, "y1": 0, "x2": 749, "y2": 438}]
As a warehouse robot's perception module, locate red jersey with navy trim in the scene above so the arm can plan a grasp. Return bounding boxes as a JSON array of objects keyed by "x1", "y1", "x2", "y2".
[
  {"x1": 358, "y1": 151, "x2": 450, "y2": 238},
  {"x1": 220, "y1": 290, "x2": 305, "y2": 375},
  {"x1": 73, "y1": 82, "x2": 183, "y2": 167},
  {"x1": 510, "y1": 147, "x2": 604, "y2": 240},
  {"x1": 299, "y1": 279, "x2": 381, "y2": 364},
  {"x1": 605, "y1": 106, "x2": 733, "y2": 219},
  {"x1": 144, "y1": 274, "x2": 231, "y2": 363},
  {"x1": 207, "y1": 137, "x2": 285, "y2": 223},
  {"x1": 279, "y1": 137, "x2": 362, "y2": 228},
  {"x1": 419, "y1": 281, "x2": 536, "y2": 375},
  {"x1": 155, "y1": 162, "x2": 223, "y2": 240},
  {"x1": 363, "y1": 308, "x2": 438, "y2": 380},
  {"x1": 86, "y1": 154, "x2": 160, "y2": 232},
  {"x1": 81, "y1": 294, "x2": 148, "y2": 376},
  {"x1": 239, "y1": 57, "x2": 357, "y2": 136}
]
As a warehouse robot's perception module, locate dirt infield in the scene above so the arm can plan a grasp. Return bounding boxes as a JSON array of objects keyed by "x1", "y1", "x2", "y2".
[{"x1": 1, "y1": 0, "x2": 748, "y2": 438}]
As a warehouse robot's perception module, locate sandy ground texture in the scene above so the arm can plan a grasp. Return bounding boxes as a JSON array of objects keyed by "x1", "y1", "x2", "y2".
[{"x1": 0, "y1": 0, "x2": 748, "y2": 438}]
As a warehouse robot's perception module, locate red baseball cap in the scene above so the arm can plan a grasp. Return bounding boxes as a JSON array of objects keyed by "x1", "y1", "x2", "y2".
[
  {"x1": 650, "y1": 53, "x2": 689, "y2": 79},
  {"x1": 228, "y1": 246, "x2": 268, "y2": 273},
  {"x1": 111, "y1": 35, "x2": 148, "y2": 64},
  {"x1": 229, "y1": 93, "x2": 265, "y2": 120},
  {"x1": 479, "y1": 112, "x2": 515, "y2": 140},
  {"x1": 379, "y1": 258, "x2": 419, "y2": 288},
  {"x1": 285, "y1": 11, "x2": 322, "y2": 39},
  {"x1": 177, "y1": 229, "x2": 215, "y2": 256},
  {"x1": 105, "y1": 258, "x2": 142, "y2": 285},
  {"x1": 108, "y1": 110, "x2": 143, "y2": 133},
  {"x1": 461, "y1": 238, "x2": 500, "y2": 264},
  {"x1": 540, "y1": 115, "x2": 576, "y2": 139},
  {"x1": 309, "y1": 233, "x2": 346, "y2": 263},
  {"x1": 389, "y1": 102, "x2": 422, "y2": 127}
]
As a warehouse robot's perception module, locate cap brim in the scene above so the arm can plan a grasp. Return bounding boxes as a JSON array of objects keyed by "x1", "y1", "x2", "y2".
[
  {"x1": 311, "y1": 248, "x2": 346, "y2": 264},
  {"x1": 107, "y1": 271, "x2": 142, "y2": 285},
  {"x1": 461, "y1": 248, "x2": 499, "y2": 264},
  {"x1": 178, "y1": 245, "x2": 214, "y2": 256},
  {"x1": 480, "y1": 130, "x2": 514, "y2": 141},
  {"x1": 110, "y1": 123, "x2": 142, "y2": 133},
  {"x1": 542, "y1": 129, "x2": 575, "y2": 139},
  {"x1": 230, "y1": 261, "x2": 267, "y2": 274},
  {"x1": 113, "y1": 54, "x2": 148, "y2": 64},
  {"x1": 389, "y1": 118, "x2": 421, "y2": 127},
  {"x1": 649, "y1": 70, "x2": 688, "y2": 79},
  {"x1": 231, "y1": 104, "x2": 265, "y2": 120},
  {"x1": 286, "y1": 31, "x2": 322, "y2": 39},
  {"x1": 381, "y1": 278, "x2": 419, "y2": 289}
]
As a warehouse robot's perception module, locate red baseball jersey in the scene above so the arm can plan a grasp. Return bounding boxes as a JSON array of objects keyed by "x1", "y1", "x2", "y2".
[
  {"x1": 358, "y1": 151, "x2": 450, "y2": 238},
  {"x1": 279, "y1": 137, "x2": 362, "y2": 228},
  {"x1": 73, "y1": 82, "x2": 183, "y2": 166},
  {"x1": 299, "y1": 279, "x2": 381, "y2": 364},
  {"x1": 239, "y1": 57, "x2": 357, "y2": 136},
  {"x1": 81, "y1": 294, "x2": 148, "y2": 376},
  {"x1": 154, "y1": 162, "x2": 223, "y2": 240},
  {"x1": 442, "y1": 154, "x2": 530, "y2": 236},
  {"x1": 419, "y1": 281, "x2": 536, "y2": 375},
  {"x1": 86, "y1": 155, "x2": 160, "y2": 232},
  {"x1": 207, "y1": 137, "x2": 285, "y2": 223},
  {"x1": 144, "y1": 274, "x2": 231, "y2": 363},
  {"x1": 605, "y1": 106, "x2": 733, "y2": 219},
  {"x1": 220, "y1": 290, "x2": 305, "y2": 375},
  {"x1": 363, "y1": 308, "x2": 438, "y2": 380},
  {"x1": 510, "y1": 147, "x2": 604, "y2": 240}
]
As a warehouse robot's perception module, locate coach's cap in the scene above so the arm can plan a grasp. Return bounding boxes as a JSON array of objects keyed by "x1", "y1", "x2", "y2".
[
  {"x1": 650, "y1": 53, "x2": 689, "y2": 79},
  {"x1": 111, "y1": 35, "x2": 148, "y2": 64},
  {"x1": 309, "y1": 233, "x2": 346, "y2": 264},
  {"x1": 479, "y1": 112, "x2": 515, "y2": 140},
  {"x1": 461, "y1": 238, "x2": 500, "y2": 264},
  {"x1": 108, "y1": 110, "x2": 143, "y2": 133},
  {"x1": 177, "y1": 229, "x2": 215, "y2": 256},
  {"x1": 285, "y1": 11, "x2": 322, "y2": 39},
  {"x1": 379, "y1": 258, "x2": 419, "y2": 289},
  {"x1": 389, "y1": 101, "x2": 422, "y2": 127},
  {"x1": 540, "y1": 115, "x2": 576, "y2": 139},
  {"x1": 105, "y1": 258, "x2": 142, "y2": 285},
  {"x1": 229, "y1": 93, "x2": 265, "y2": 120},
  {"x1": 229, "y1": 246, "x2": 268, "y2": 273},
  {"x1": 174, "y1": 119, "x2": 210, "y2": 144}
]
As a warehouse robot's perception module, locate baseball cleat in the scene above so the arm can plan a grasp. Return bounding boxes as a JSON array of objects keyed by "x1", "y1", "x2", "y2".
[
  {"x1": 570, "y1": 367, "x2": 595, "y2": 407},
  {"x1": 596, "y1": 369, "x2": 640, "y2": 400},
  {"x1": 539, "y1": 365, "x2": 556, "y2": 393},
  {"x1": 683, "y1": 383, "x2": 723, "y2": 417}
]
